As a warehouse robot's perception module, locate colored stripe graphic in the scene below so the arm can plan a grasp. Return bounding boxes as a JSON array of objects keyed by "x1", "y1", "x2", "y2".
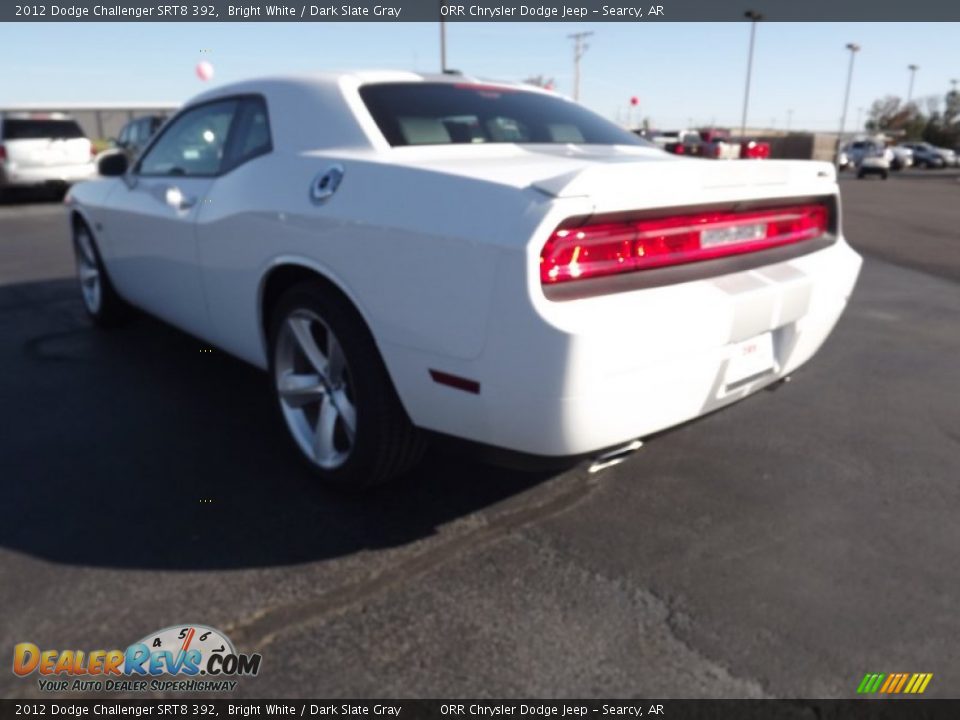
[{"x1": 857, "y1": 672, "x2": 932, "y2": 694}]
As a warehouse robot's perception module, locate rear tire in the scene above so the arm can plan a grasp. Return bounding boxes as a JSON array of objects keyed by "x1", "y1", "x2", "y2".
[
  {"x1": 267, "y1": 281, "x2": 425, "y2": 488},
  {"x1": 857, "y1": 170, "x2": 865, "y2": 179},
  {"x1": 72, "y1": 220, "x2": 129, "y2": 327}
]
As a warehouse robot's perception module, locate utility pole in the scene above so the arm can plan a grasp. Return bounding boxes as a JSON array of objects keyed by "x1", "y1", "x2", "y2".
[
  {"x1": 786, "y1": 108, "x2": 794, "y2": 131},
  {"x1": 567, "y1": 31, "x2": 593, "y2": 102},
  {"x1": 907, "y1": 64, "x2": 919, "y2": 104},
  {"x1": 739, "y1": 10, "x2": 763, "y2": 140},
  {"x1": 837, "y1": 42, "x2": 860, "y2": 167}
]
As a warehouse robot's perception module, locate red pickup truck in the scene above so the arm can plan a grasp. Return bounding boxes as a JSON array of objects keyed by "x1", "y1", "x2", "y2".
[{"x1": 642, "y1": 128, "x2": 770, "y2": 160}]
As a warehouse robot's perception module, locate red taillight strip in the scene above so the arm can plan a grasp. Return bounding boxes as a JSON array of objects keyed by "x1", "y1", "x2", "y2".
[{"x1": 540, "y1": 203, "x2": 828, "y2": 285}]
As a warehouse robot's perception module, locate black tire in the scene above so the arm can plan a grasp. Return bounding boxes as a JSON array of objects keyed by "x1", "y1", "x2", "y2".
[
  {"x1": 267, "y1": 281, "x2": 425, "y2": 488},
  {"x1": 857, "y1": 170, "x2": 865, "y2": 179},
  {"x1": 72, "y1": 219, "x2": 129, "y2": 327},
  {"x1": 882, "y1": 171, "x2": 889, "y2": 180}
]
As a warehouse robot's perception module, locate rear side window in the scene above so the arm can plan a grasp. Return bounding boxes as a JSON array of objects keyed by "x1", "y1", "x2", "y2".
[
  {"x1": 359, "y1": 82, "x2": 647, "y2": 148},
  {"x1": 2, "y1": 119, "x2": 85, "y2": 140},
  {"x1": 222, "y1": 97, "x2": 272, "y2": 171}
]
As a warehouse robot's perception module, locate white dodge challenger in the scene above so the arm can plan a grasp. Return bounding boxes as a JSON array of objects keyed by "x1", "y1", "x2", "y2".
[{"x1": 66, "y1": 71, "x2": 862, "y2": 487}]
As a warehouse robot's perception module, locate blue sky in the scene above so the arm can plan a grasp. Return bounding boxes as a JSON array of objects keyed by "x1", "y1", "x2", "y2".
[{"x1": 2, "y1": 22, "x2": 957, "y2": 130}]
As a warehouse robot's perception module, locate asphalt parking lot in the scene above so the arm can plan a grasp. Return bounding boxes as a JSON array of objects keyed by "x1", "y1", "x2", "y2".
[{"x1": 1, "y1": 170, "x2": 959, "y2": 699}]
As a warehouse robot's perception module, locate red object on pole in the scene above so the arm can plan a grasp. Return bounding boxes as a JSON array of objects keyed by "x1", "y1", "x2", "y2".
[{"x1": 630, "y1": 96, "x2": 639, "y2": 106}]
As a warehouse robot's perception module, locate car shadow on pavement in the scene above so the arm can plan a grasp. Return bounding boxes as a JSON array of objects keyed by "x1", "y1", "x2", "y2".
[
  {"x1": 0, "y1": 278, "x2": 556, "y2": 571},
  {"x1": 0, "y1": 187, "x2": 66, "y2": 206}
]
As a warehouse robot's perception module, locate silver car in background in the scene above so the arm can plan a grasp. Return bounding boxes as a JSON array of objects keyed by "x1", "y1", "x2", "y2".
[
  {"x1": 889, "y1": 145, "x2": 913, "y2": 170},
  {"x1": 0, "y1": 113, "x2": 96, "y2": 197}
]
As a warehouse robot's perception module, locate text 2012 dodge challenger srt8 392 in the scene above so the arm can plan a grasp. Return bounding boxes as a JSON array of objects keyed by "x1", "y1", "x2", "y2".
[{"x1": 66, "y1": 71, "x2": 862, "y2": 487}]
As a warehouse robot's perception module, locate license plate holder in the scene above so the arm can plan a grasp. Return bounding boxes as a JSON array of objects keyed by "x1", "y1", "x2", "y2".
[{"x1": 725, "y1": 332, "x2": 776, "y2": 388}]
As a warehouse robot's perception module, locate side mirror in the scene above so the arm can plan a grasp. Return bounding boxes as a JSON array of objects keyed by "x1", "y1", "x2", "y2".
[{"x1": 97, "y1": 151, "x2": 129, "y2": 177}]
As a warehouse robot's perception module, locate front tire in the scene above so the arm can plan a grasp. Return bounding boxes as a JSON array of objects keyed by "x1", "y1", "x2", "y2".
[
  {"x1": 267, "y1": 282, "x2": 425, "y2": 488},
  {"x1": 72, "y1": 220, "x2": 128, "y2": 326}
]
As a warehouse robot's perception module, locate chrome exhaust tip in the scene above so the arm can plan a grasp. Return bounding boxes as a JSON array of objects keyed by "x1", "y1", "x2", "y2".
[{"x1": 588, "y1": 439, "x2": 643, "y2": 474}]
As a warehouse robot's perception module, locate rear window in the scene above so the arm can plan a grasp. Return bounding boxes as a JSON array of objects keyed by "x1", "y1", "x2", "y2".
[
  {"x1": 359, "y1": 82, "x2": 647, "y2": 148},
  {"x1": 2, "y1": 119, "x2": 85, "y2": 140}
]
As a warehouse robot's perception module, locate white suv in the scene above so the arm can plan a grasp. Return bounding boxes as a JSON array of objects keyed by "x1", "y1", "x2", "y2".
[
  {"x1": 845, "y1": 140, "x2": 892, "y2": 179},
  {"x1": 0, "y1": 113, "x2": 96, "y2": 196}
]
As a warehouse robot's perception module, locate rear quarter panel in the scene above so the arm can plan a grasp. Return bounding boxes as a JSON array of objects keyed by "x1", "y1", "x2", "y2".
[{"x1": 195, "y1": 151, "x2": 554, "y2": 367}]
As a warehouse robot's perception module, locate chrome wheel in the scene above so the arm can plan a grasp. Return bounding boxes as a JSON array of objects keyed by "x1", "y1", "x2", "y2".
[
  {"x1": 74, "y1": 227, "x2": 102, "y2": 315},
  {"x1": 274, "y1": 309, "x2": 357, "y2": 470}
]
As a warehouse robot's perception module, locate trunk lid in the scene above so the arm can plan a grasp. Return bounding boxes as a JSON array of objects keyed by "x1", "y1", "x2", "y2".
[{"x1": 383, "y1": 144, "x2": 837, "y2": 212}]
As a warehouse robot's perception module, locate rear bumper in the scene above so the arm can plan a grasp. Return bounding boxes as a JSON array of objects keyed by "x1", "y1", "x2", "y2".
[
  {"x1": 389, "y1": 237, "x2": 862, "y2": 457},
  {"x1": 0, "y1": 161, "x2": 96, "y2": 188}
]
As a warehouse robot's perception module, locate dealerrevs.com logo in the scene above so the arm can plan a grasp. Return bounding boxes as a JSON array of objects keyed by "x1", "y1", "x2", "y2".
[{"x1": 13, "y1": 624, "x2": 262, "y2": 693}]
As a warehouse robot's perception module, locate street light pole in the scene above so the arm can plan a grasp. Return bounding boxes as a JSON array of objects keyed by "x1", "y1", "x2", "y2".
[
  {"x1": 438, "y1": 0, "x2": 448, "y2": 72},
  {"x1": 739, "y1": 10, "x2": 763, "y2": 140},
  {"x1": 907, "y1": 64, "x2": 919, "y2": 104},
  {"x1": 567, "y1": 31, "x2": 594, "y2": 102},
  {"x1": 837, "y1": 42, "x2": 861, "y2": 166},
  {"x1": 439, "y1": 23, "x2": 447, "y2": 72}
]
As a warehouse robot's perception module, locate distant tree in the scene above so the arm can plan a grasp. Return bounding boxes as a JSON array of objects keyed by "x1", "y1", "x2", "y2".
[
  {"x1": 865, "y1": 95, "x2": 925, "y2": 139},
  {"x1": 865, "y1": 89, "x2": 960, "y2": 147},
  {"x1": 522, "y1": 75, "x2": 555, "y2": 90}
]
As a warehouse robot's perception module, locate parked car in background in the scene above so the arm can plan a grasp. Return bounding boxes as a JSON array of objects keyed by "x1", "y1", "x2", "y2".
[
  {"x1": 900, "y1": 142, "x2": 948, "y2": 169},
  {"x1": 641, "y1": 129, "x2": 701, "y2": 155},
  {"x1": 837, "y1": 148, "x2": 850, "y2": 171},
  {"x1": 854, "y1": 144, "x2": 891, "y2": 180},
  {"x1": 0, "y1": 113, "x2": 96, "y2": 197},
  {"x1": 889, "y1": 145, "x2": 913, "y2": 170},
  {"x1": 66, "y1": 71, "x2": 861, "y2": 488},
  {"x1": 642, "y1": 128, "x2": 770, "y2": 160},
  {"x1": 113, "y1": 114, "x2": 166, "y2": 163},
  {"x1": 695, "y1": 128, "x2": 742, "y2": 159},
  {"x1": 844, "y1": 140, "x2": 894, "y2": 168}
]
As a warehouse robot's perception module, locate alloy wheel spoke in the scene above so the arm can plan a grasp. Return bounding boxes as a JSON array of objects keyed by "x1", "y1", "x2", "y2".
[
  {"x1": 330, "y1": 387, "x2": 356, "y2": 443},
  {"x1": 326, "y1": 333, "x2": 346, "y2": 385},
  {"x1": 79, "y1": 265, "x2": 99, "y2": 284},
  {"x1": 287, "y1": 316, "x2": 329, "y2": 377},
  {"x1": 277, "y1": 372, "x2": 326, "y2": 408},
  {"x1": 77, "y1": 235, "x2": 96, "y2": 266},
  {"x1": 313, "y1": 395, "x2": 339, "y2": 464}
]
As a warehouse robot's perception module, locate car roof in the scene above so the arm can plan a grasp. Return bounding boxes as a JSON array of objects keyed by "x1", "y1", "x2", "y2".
[{"x1": 181, "y1": 70, "x2": 553, "y2": 154}]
